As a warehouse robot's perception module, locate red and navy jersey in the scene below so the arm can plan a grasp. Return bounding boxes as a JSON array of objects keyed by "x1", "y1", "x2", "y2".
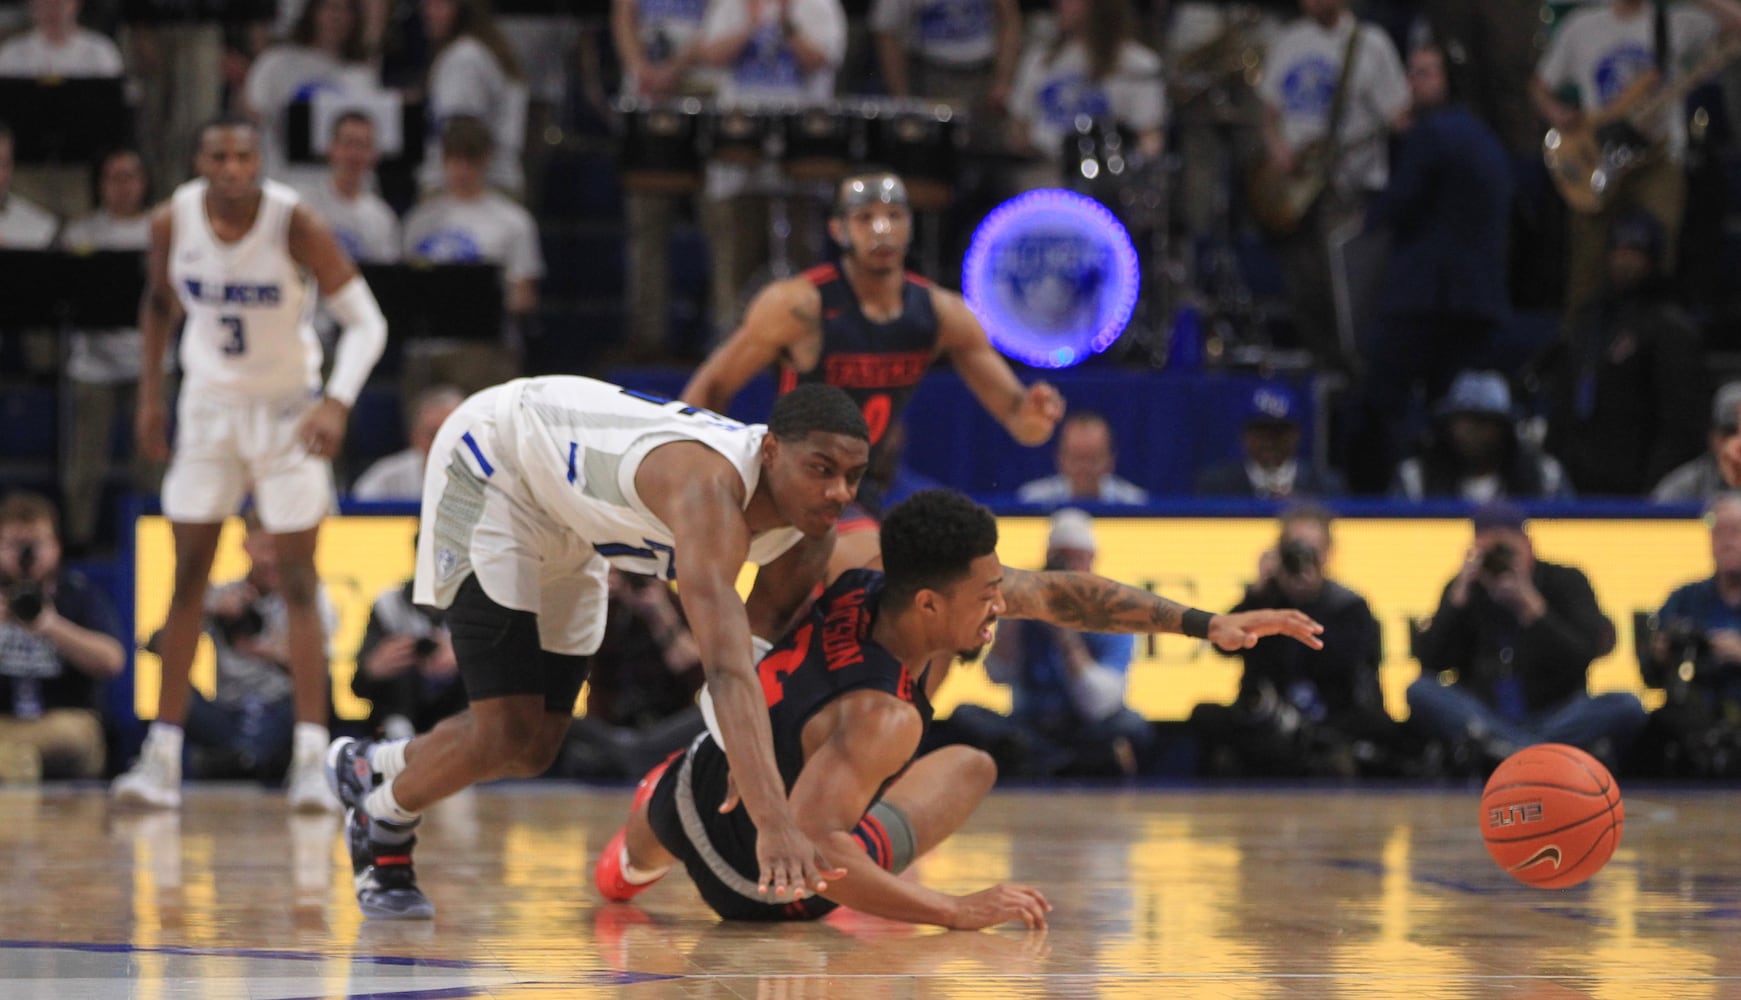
[{"x1": 778, "y1": 264, "x2": 940, "y2": 477}]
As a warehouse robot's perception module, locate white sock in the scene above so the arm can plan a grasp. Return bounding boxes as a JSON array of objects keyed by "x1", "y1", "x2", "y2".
[
  {"x1": 293, "y1": 722, "x2": 329, "y2": 760},
  {"x1": 620, "y1": 844, "x2": 669, "y2": 885},
  {"x1": 147, "y1": 722, "x2": 184, "y2": 758},
  {"x1": 368, "y1": 738, "x2": 410, "y2": 781},
  {"x1": 365, "y1": 776, "x2": 420, "y2": 827}
]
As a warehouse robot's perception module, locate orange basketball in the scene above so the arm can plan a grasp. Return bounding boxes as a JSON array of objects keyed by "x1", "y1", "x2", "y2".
[{"x1": 1480, "y1": 743, "x2": 1624, "y2": 889}]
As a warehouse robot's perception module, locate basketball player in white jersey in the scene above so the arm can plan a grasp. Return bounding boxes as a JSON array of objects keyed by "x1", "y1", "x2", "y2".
[
  {"x1": 324, "y1": 376, "x2": 870, "y2": 919},
  {"x1": 112, "y1": 117, "x2": 388, "y2": 813}
]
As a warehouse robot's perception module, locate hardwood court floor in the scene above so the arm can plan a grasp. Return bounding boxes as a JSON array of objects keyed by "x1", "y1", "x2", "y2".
[{"x1": 1, "y1": 782, "x2": 1738, "y2": 999}]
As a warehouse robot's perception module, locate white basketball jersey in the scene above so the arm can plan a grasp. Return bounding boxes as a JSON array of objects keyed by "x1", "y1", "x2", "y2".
[
  {"x1": 503, "y1": 376, "x2": 804, "y2": 578},
  {"x1": 170, "y1": 178, "x2": 321, "y2": 401}
]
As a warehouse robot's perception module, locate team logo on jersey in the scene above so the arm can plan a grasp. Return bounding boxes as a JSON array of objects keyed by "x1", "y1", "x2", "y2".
[{"x1": 436, "y1": 546, "x2": 458, "y2": 581}]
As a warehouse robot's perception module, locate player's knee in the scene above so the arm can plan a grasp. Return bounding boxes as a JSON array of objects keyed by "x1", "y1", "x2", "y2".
[
  {"x1": 512, "y1": 723, "x2": 568, "y2": 776},
  {"x1": 958, "y1": 746, "x2": 999, "y2": 793},
  {"x1": 466, "y1": 709, "x2": 547, "y2": 776}
]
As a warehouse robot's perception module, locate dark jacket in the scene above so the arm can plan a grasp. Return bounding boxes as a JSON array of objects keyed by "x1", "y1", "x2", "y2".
[
  {"x1": 1223, "y1": 578, "x2": 1384, "y2": 720},
  {"x1": 0, "y1": 570, "x2": 121, "y2": 717},
  {"x1": 1416, "y1": 558, "x2": 1614, "y2": 715},
  {"x1": 1547, "y1": 291, "x2": 1707, "y2": 496},
  {"x1": 1193, "y1": 460, "x2": 1348, "y2": 499},
  {"x1": 1367, "y1": 104, "x2": 1513, "y2": 324}
]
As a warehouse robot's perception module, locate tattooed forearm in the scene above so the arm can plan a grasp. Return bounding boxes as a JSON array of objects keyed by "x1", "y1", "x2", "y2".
[{"x1": 1001, "y1": 568, "x2": 1189, "y2": 634}]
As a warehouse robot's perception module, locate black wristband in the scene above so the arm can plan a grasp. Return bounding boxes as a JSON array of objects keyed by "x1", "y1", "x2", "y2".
[{"x1": 1181, "y1": 609, "x2": 1213, "y2": 639}]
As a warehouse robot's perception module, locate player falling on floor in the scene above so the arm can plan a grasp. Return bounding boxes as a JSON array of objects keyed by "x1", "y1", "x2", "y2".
[
  {"x1": 112, "y1": 116, "x2": 387, "y2": 812},
  {"x1": 595, "y1": 489, "x2": 1324, "y2": 927},
  {"x1": 682, "y1": 171, "x2": 1066, "y2": 579}
]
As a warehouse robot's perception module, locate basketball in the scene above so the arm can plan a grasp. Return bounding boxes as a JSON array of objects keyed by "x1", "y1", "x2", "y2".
[{"x1": 1480, "y1": 743, "x2": 1624, "y2": 889}]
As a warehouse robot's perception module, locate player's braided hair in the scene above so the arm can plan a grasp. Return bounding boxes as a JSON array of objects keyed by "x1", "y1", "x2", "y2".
[
  {"x1": 880, "y1": 490, "x2": 999, "y2": 604},
  {"x1": 767, "y1": 384, "x2": 869, "y2": 443}
]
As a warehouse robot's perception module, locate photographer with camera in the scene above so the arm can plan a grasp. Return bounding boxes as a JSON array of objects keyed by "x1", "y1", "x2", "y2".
[
  {"x1": 1190, "y1": 504, "x2": 1397, "y2": 777},
  {"x1": 1633, "y1": 494, "x2": 1741, "y2": 777},
  {"x1": 352, "y1": 553, "x2": 466, "y2": 743},
  {"x1": 0, "y1": 491, "x2": 125, "y2": 782},
  {"x1": 945, "y1": 509, "x2": 1153, "y2": 778},
  {"x1": 1407, "y1": 501, "x2": 1644, "y2": 775},
  {"x1": 171, "y1": 511, "x2": 338, "y2": 787}
]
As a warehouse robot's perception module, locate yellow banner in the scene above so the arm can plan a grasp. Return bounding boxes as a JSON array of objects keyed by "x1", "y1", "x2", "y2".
[{"x1": 132, "y1": 514, "x2": 1705, "y2": 722}]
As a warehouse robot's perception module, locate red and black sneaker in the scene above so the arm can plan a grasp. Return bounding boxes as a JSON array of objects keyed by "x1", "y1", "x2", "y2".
[{"x1": 593, "y1": 758, "x2": 675, "y2": 902}]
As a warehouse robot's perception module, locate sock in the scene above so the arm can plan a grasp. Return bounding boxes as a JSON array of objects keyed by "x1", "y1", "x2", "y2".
[
  {"x1": 148, "y1": 722, "x2": 184, "y2": 758},
  {"x1": 365, "y1": 775, "x2": 421, "y2": 832},
  {"x1": 620, "y1": 844, "x2": 669, "y2": 884},
  {"x1": 293, "y1": 722, "x2": 329, "y2": 760},
  {"x1": 368, "y1": 738, "x2": 410, "y2": 781}
]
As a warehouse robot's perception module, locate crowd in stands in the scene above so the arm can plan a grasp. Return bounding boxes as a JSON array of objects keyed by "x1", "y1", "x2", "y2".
[{"x1": 5, "y1": 0, "x2": 1741, "y2": 786}]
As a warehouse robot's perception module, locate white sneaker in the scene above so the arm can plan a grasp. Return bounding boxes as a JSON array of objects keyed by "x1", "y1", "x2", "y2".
[
  {"x1": 288, "y1": 751, "x2": 340, "y2": 813},
  {"x1": 111, "y1": 731, "x2": 182, "y2": 809}
]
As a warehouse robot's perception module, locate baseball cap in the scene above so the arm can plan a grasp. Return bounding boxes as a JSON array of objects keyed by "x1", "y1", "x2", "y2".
[
  {"x1": 1244, "y1": 384, "x2": 1299, "y2": 427},
  {"x1": 1712, "y1": 380, "x2": 1741, "y2": 432},
  {"x1": 1047, "y1": 508, "x2": 1097, "y2": 553},
  {"x1": 1437, "y1": 371, "x2": 1512, "y2": 419}
]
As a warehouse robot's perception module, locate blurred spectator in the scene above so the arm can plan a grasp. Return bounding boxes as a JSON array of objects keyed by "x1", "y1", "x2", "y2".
[
  {"x1": 292, "y1": 110, "x2": 401, "y2": 264},
  {"x1": 402, "y1": 115, "x2": 541, "y2": 393},
  {"x1": 946, "y1": 509, "x2": 1153, "y2": 777},
  {"x1": 1016, "y1": 411, "x2": 1148, "y2": 506},
  {"x1": 1255, "y1": 0, "x2": 1409, "y2": 372},
  {"x1": 1005, "y1": 0, "x2": 1163, "y2": 192},
  {"x1": 1407, "y1": 500, "x2": 1642, "y2": 774},
  {"x1": 175, "y1": 511, "x2": 338, "y2": 784},
  {"x1": 57, "y1": 147, "x2": 163, "y2": 552},
  {"x1": 695, "y1": 0, "x2": 847, "y2": 337},
  {"x1": 1391, "y1": 371, "x2": 1574, "y2": 502},
  {"x1": 0, "y1": 0, "x2": 123, "y2": 75},
  {"x1": 613, "y1": 0, "x2": 716, "y2": 361},
  {"x1": 1415, "y1": 0, "x2": 1544, "y2": 155},
  {"x1": 352, "y1": 561, "x2": 463, "y2": 742},
  {"x1": 0, "y1": 121, "x2": 57, "y2": 246},
  {"x1": 350, "y1": 384, "x2": 462, "y2": 500},
  {"x1": 121, "y1": 1, "x2": 226, "y2": 193},
  {"x1": 1531, "y1": 0, "x2": 1741, "y2": 314},
  {"x1": 1347, "y1": 40, "x2": 1512, "y2": 494},
  {"x1": 417, "y1": 0, "x2": 528, "y2": 198},
  {"x1": 1545, "y1": 210, "x2": 1706, "y2": 497},
  {"x1": 241, "y1": 0, "x2": 378, "y2": 191},
  {"x1": 873, "y1": 0, "x2": 1020, "y2": 153},
  {"x1": 560, "y1": 569, "x2": 706, "y2": 780},
  {"x1": 1633, "y1": 495, "x2": 1741, "y2": 777},
  {"x1": 1190, "y1": 503, "x2": 1396, "y2": 777},
  {"x1": 0, "y1": 491, "x2": 124, "y2": 782},
  {"x1": 1195, "y1": 384, "x2": 1346, "y2": 499},
  {"x1": 1653, "y1": 381, "x2": 1741, "y2": 503}
]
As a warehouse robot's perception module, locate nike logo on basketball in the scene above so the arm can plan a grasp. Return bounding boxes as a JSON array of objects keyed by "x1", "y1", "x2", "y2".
[{"x1": 1509, "y1": 845, "x2": 1563, "y2": 872}]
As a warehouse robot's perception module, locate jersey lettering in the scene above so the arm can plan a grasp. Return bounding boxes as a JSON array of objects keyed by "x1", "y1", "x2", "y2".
[
  {"x1": 757, "y1": 623, "x2": 812, "y2": 707},
  {"x1": 181, "y1": 279, "x2": 283, "y2": 307},
  {"x1": 822, "y1": 587, "x2": 868, "y2": 672}
]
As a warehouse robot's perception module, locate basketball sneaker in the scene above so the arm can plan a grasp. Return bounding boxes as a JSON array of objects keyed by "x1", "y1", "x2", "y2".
[
  {"x1": 111, "y1": 728, "x2": 182, "y2": 809},
  {"x1": 288, "y1": 747, "x2": 339, "y2": 813},
  {"x1": 327, "y1": 737, "x2": 434, "y2": 920},
  {"x1": 593, "y1": 757, "x2": 674, "y2": 902}
]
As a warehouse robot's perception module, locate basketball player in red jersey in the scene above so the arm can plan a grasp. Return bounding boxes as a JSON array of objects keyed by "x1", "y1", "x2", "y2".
[
  {"x1": 682, "y1": 172, "x2": 1067, "y2": 579},
  {"x1": 594, "y1": 489, "x2": 1324, "y2": 926}
]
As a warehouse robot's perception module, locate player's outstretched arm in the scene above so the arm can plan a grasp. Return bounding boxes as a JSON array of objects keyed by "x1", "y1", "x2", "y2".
[
  {"x1": 136, "y1": 204, "x2": 182, "y2": 463},
  {"x1": 642, "y1": 447, "x2": 844, "y2": 901},
  {"x1": 790, "y1": 693, "x2": 1050, "y2": 930},
  {"x1": 999, "y1": 568, "x2": 1325, "y2": 652},
  {"x1": 681, "y1": 278, "x2": 820, "y2": 415},
  {"x1": 288, "y1": 204, "x2": 386, "y2": 457},
  {"x1": 932, "y1": 289, "x2": 1064, "y2": 447}
]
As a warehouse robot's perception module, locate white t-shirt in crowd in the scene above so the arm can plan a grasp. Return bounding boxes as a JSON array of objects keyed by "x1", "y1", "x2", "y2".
[
  {"x1": 1010, "y1": 38, "x2": 1165, "y2": 165},
  {"x1": 0, "y1": 192, "x2": 58, "y2": 247},
  {"x1": 870, "y1": 0, "x2": 1000, "y2": 68},
  {"x1": 1536, "y1": 3, "x2": 1717, "y2": 161},
  {"x1": 351, "y1": 447, "x2": 424, "y2": 500},
  {"x1": 421, "y1": 37, "x2": 529, "y2": 196},
  {"x1": 59, "y1": 209, "x2": 155, "y2": 384},
  {"x1": 1257, "y1": 12, "x2": 1409, "y2": 193},
  {"x1": 243, "y1": 45, "x2": 381, "y2": 190},
  {"x1": 402, "y1": 190, "x2": 543, "y2": 283},
  {"x1": 0, "y1": 28, "x2": 124, "y2": 76},
  {"x1": 293, "y1": 176, "x2": 400, "y2": 264}
]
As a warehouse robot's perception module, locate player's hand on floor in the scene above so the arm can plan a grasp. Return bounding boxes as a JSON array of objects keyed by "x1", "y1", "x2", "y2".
[
  {"x1": 948, "y1": 884, "x2": 1052, "y2": 931},
  {"x1": 755, "y1": 819, "x2": 846, "y2": 900},
  {"x1": 1208, "y1": 609, "x2": 1324, "y2": 652},
  {"x1": 298, "y1": 397, "x2": 351, "y2": 459}
]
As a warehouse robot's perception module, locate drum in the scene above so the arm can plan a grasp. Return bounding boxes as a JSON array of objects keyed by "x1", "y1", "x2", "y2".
[
  {"x1": 780, "y1": 105, "x2": 858, "y2": 183},
  {"x1": 704, "y1": 106, "x2": 777, "y2": 167},
  {"x1": 617, "y1": 98, "x2": 705, "y2": 196},
  {"x1": 863, "y1": 103, "x2": 959, "y2": 212}
]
